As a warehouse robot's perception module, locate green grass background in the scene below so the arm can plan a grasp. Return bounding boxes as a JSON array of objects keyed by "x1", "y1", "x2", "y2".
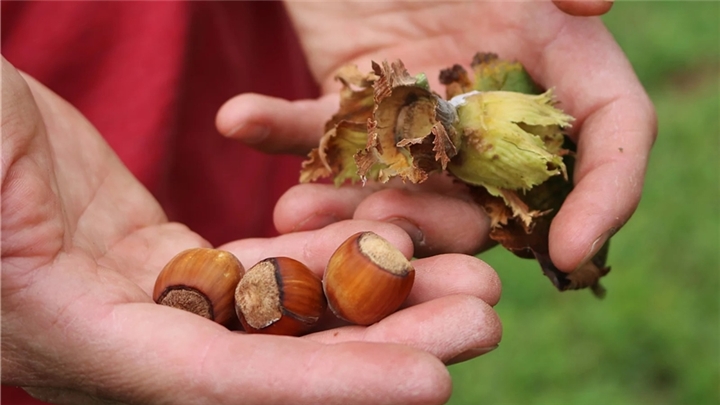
[{"x1": 448, "y1": 2, "x2": 720, "y2": 404}]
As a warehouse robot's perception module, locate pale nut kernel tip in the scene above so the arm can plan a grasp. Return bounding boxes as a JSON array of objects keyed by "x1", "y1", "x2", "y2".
[
  {"x1": 235, "y1": 257, "x2": 326, "y2": 336},
  {"x1": 358, "y1": 232, "x2": 413, "y2": 276},
  {"x1": 235, "y1": 261, "x2": 282, "y2": 330}
]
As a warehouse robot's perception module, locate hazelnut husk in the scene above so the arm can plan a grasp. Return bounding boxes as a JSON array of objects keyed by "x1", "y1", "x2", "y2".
[
  {"x1": 323, "y1": 231, "x2": 415, "y2": 325},
  {"x1": 235, "y1": 257, "x2": 327, "y2": 336},
  {"x1": 153, "y1": 248, "x2": 245, "y2": 326}
]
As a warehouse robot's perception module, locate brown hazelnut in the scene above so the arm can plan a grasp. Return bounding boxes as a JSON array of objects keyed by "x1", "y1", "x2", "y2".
[
  {"x1": 323, "y1": 231, "x2": 415, "y2": 325},
  {"x1": 153, "y1": 247, "x2": 244, "y2": 326},
  {"x1": 235, "y1": 257, "x2": 326, "y2": 336}
]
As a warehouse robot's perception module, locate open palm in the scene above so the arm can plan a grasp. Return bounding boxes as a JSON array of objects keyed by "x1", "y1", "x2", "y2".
[
  {"x1": 1, "y1": 58, "x2": 500, "y2": 405},
  {"x1": 218, "y1": 1, "x2": 656, "y2": 271}
]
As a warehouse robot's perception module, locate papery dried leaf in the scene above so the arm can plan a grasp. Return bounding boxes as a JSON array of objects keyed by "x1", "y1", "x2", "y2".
[
  {"x1": 300, "y1": 121, "x2": 369, "y2": 185},
  {"x1": 357, "y1": 60, "x2": 459, "y2": 183},
  {"x1": 336, "y1": 63, "x2": 377, "y2": 89},
  {"x1": 469, "y1": 185, "x2": 515, "y2": 230},
  {"x1": 487, "y1": 204, "x2": 548, "y2": 260},
  {"x1": 324, "y1": 65, "x2": 378, "y2": 132},
  {"x1": 371, "y1": 60, "x2": 418, "y2": 102},
  {"x1": 360, "y1": 115, "x2": 428, "y2": 183},
  {"x1": 485, "y1": 186, "x2": 548, "y2": 229},
  {"x1": 300, "y1": 148, "x2": 329, "y2": 184},
  {"x1": 481, "y1": 165, "x2": 571, "y2": 257}
]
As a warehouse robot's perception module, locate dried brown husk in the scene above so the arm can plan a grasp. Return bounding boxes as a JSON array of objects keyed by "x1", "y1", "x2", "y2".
[
  {"x1": 443, "y1": 52, "x2": 610, "y2": 296},
  {"x1": 356, "y1": 60, "x2": 460, "y2": 184},
  {"x1": 300, "y1": 53, "x2": 612, "y2": 295},
  {"x1": 468, "y1": 141, "x2": 610, "y2": 296},
  {"x1": 300, "y1": 121, "x2": 371, "y2": 185},
  {"x1": 300, "y1": 66, "x2": 377, "y2": 184},
  {"x1": 324, "y1": 65, "x2": 378, "y2": 132}
]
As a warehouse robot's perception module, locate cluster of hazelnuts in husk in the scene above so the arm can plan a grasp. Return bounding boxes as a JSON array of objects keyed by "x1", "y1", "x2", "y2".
[{"x1": 153, "y1": 231, "x2": 415, "y2": 336}]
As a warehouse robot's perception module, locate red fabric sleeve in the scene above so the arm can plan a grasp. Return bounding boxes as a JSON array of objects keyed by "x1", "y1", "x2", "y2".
[
  {"x1": 1, "y1": 1, "x2": 318, "y2": 245},
  {"x1": 1, "y1": 1, "x2": 318, "y2": 403}
]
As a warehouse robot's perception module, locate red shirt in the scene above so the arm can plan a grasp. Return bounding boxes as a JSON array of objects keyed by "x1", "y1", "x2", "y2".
[{"x1": 1, "y1": 2, "x2": 318, "y2": 403}]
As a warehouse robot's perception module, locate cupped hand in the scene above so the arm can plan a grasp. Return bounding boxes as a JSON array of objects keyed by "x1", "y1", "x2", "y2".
[
  {"x1": 1, "y1": 58, "x2": 501, "y2": 405},
  {"x1": 216, "y1": 0, "x2": 656, "y2": 271}
]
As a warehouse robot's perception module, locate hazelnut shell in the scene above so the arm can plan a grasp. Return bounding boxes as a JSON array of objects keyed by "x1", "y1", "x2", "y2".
[
  {"x1": 235, "y1": 257, "x2": 326, "y2": 336},
  {"x1": 323, "y1": 231, "x2": 415, "y2": 325},
  {"x1": 153, "y1": 247, "x2": 244, "y2": 326}
]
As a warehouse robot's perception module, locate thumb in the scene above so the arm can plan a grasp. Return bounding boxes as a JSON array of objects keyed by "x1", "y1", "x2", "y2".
[{"x1": 216, "y1": 93, "x2": 338, "y2": 155}]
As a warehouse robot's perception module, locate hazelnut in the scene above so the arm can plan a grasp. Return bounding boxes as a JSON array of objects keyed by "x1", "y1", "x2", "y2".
[
  {"x1": 153, "y1": 247, "x2": 244, "y2": 326},
  {"x1": 323, "y1": 231, "x2": 415, "y2": 325},
  {"x1": 235, "y1": 257, "x2": 326, "y2": 336}
]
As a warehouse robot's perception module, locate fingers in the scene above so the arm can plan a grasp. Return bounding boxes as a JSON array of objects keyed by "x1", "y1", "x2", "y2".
[
  {"x1": 536, "y1": 17, "x2": 657, "y2": 272},
  {"x1": 305, "y1": 253, "x2": 503, "y2": 364},
  {"x1": 306, "y1": 294, "x2": 502, "y2": 365},
  {"x1": 552, "y1": 0, "x2": 614, "y2": 17},
  {"x1": 215, "y1": 93, "x2": 338, "y2": 155},
  {"x1": 549, "y1": 95, "x2": 656, "y2": 271},
  {"x1": 223, "y1": 220, "x2": 502, "y2": 365},
  {"x1": 219, "y1": 219, "x2": 414, "y2": 274},
  {"x1": 407, "y1": 253, "x2": 501, "y2": 307},
  {"x1": 1, "y1": 57, "x2": 41, "y2": 183},
  {"x1": 275, "y1": 177, "x2": 493, "y2": 258},
  {"x1": 352, "y1": 188, "x2": 492, "y2": 257},
  {"x1": 72, "y1": 304, "x2": 452, "y2": 405},
  {"x1": 273, "y1": 183, "x2": 382, "y2": 234}
]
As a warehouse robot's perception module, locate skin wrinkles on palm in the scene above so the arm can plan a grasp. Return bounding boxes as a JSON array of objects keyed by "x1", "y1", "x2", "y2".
[
  {"x1": 285, "y1": 2, "x2": 568, "y2": 90},
  {"x1": 2, "y1": 0, "x2": 652, "y2": 401},
  {"x1": 1, "y1": 62, "x2": 501, "y2": 404}
]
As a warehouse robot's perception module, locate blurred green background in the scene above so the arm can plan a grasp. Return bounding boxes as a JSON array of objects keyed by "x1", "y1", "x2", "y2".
[{"x1": 449, "y1": 2, "x2": 720, "y2": 404}]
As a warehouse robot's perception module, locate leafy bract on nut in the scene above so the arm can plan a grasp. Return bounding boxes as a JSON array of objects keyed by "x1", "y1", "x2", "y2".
[
  {"x1": 356, "y1": 60, "x2": 461, "y2": 184},
  {"x1": 300, "y1": 52, "x2": 611, "y2": 296}
]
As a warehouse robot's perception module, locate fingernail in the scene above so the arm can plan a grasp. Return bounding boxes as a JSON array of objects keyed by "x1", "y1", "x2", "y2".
[
  {"x1": 575, "y1": 228, "x2": 615, "y2": 272},
  {"x1": 447, "y1": 345, "x2": 499, "y2": 365},
  {"x1": 227, "y1": 123, "x2": 270, "y2": 144},
  {"x1": 292, "y1": 213, "x2": 339, "y2": 232},
  {"x1": 388, "y1": 217, "x2": 425, "y2": 248}
]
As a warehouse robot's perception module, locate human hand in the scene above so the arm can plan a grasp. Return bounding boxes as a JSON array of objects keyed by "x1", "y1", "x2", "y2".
[
  {"x1": 1, "y1": 58, "x2": 500, "y2": 405},
  {"x1": 216, "y1": 0, "x2": 656, "y2": 272}
]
